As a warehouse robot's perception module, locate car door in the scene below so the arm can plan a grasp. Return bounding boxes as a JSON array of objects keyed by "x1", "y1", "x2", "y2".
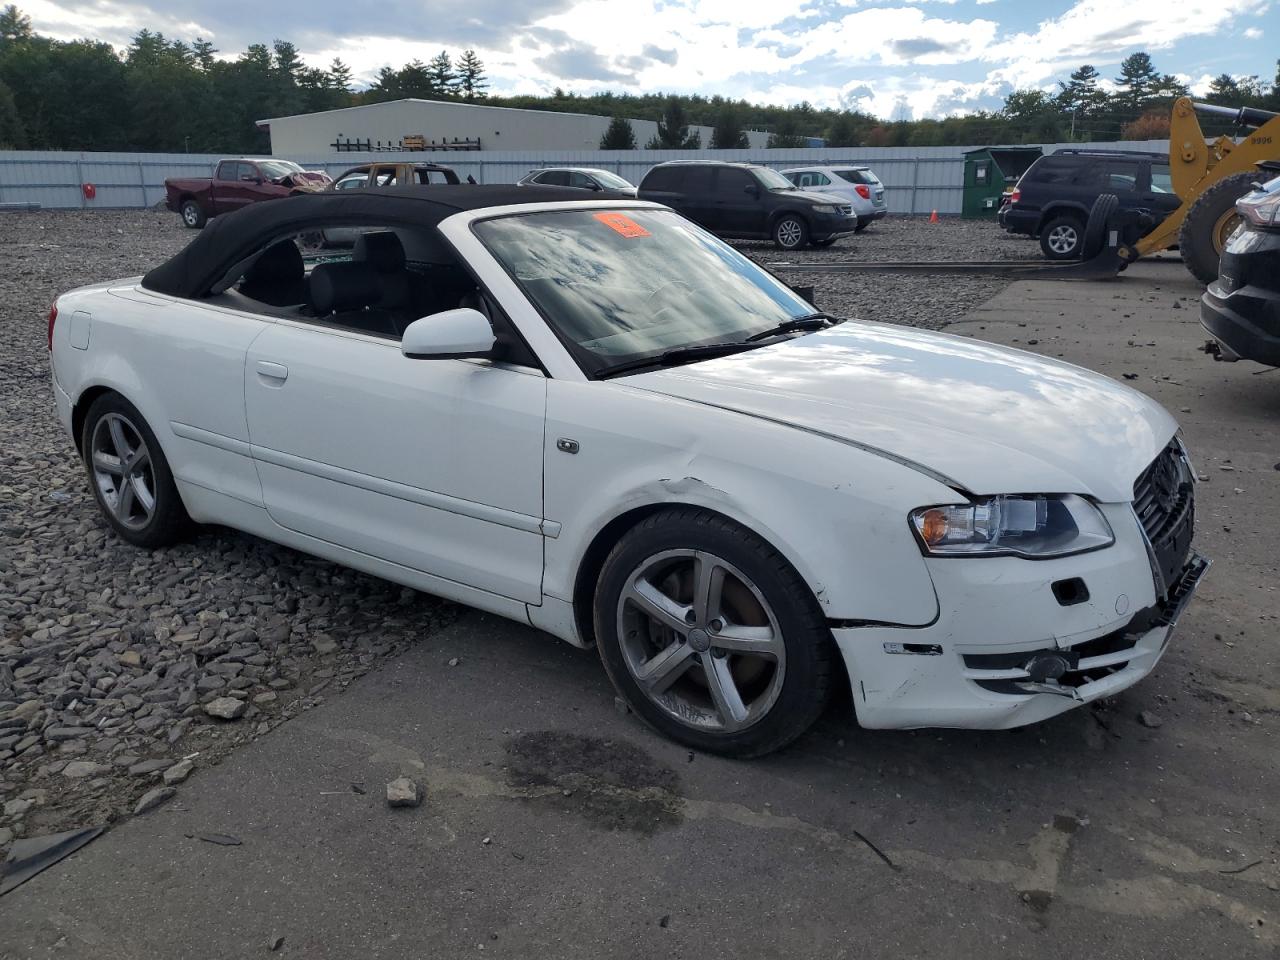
[
  {"x1": 1100, "y1": 158, "x2": 1142, "y2": 213},
  {"x1": 244, "y1": 321, "x2": 548, "y2": 604},
  {"x1": 569, "y1": 171, "x2": 601, "y2": 192},
  {"x1": 240, "y1": 163, "x2": 281, "y2": 204},
  {"x1": 713, "y1": 167, "x2": 765, "y2": 236},
  {"x1": 675, "y1": 166, "x2": 718, "y2": 229},
  {"x1": 213, "y1": 161, "x2": 251, "y2": 214},
  {"x1": 1139, "y1": 161, "x2": 1183, "y2": 225}
]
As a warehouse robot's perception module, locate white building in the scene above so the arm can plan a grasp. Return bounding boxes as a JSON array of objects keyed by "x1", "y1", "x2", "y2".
[{"x1": 258, "y1": 98, "x2": 770, "y2": 155}]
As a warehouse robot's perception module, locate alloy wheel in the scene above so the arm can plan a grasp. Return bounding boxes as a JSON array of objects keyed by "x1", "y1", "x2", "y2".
[
  {"x1": 182, "y1": 205, "x2": 199, "y2": 226},
  {"x1": 1047, "y1": 224, "x2": 1078, "y2": 254},
  {"x1": 616, "y1": 549, "x2": 786, "y2": 734},
  {"x1": 90, "y1": 412, "x2": 156, "y2": 530},
  {"x1": 776, "y1": 219, "x2": 803, "y2": 249}
]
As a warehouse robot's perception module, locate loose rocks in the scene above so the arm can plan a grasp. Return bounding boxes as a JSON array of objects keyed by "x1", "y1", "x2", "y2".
[
  {"x1": 386, "y1": 777, "x2": 422, "y2": 808},
  {"x1": 133, "y1": 786, "x2": 176, "y2": 815},
  {"x1": 204, "y1": 698, "x2": 248, "y2": 721}
]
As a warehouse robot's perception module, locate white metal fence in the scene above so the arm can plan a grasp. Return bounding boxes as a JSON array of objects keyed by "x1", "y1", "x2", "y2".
[{"x1": 0, "y1": 141, "x2": 1170, "y2": 216}]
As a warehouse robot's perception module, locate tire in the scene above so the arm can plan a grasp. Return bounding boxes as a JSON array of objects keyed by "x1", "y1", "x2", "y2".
[
  {"x1": 1178, "y1": 172, "x2": 1256, "y2": 285},
  {"x1": 81, "y1": 393, "x2": 190, "y2": 548},
  {"x1": 594, "y1": 507, "x2": 835, "y2": 758},
  {"x1": 812, "y1": 238, "x2": 837, "y2": 247},
  {"x1": 1039, "y1": 213, "x2": 1084, "y2": 260},
  {"x1": 772, "y1": 214, "x2": 809, "y2": 251},
  {"x1": 854, "y1": 217, "x2": 870, "y2": 233},
  {"x1": 180, "y1": 199, "x2": 206, "y2": 229},
  {"x1": 1080, "y1": 193, "x2": 1119, "y2": 261}
]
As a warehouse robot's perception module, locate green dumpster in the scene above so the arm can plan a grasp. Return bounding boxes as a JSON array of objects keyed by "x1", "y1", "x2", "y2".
[{"x1": 962, "y1": 147, "x2": 1043, "y2": 219}]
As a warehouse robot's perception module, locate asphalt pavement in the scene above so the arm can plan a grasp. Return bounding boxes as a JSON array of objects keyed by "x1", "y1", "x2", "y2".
[{"x1": 4, "y1": 256, "x2": 1278, "y2": 959}]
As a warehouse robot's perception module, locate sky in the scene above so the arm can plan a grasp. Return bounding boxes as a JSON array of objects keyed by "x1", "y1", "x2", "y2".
[{"x1": 17, "y1": 0, "x2": 1278, "y2": 119}]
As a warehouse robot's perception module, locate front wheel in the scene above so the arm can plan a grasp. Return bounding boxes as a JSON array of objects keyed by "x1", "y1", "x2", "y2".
[
  {"x1": 1179, "y1": 172, "x2": 1256, "y2": 284},
  {"x1": 772, "y1": 215, "x2": 808, "y2": 251},
  {"x1": 81, "y1": 393, "x2": 191, "y2": 548},
  {"x1": 180, "y1": 200, "x2": 206, "y2": 229},
  {"x1": 594, "y1": 507, "x2": 836, "y2": 757}
]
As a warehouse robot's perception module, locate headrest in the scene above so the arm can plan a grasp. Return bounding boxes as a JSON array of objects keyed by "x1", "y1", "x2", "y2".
[
  {"x1": 309, "y1": 261, "x2": 380, "y2": 315},
  {"x1": 353, "y1": 231, "x2": 406, "y2": 272},
  {"x1": 241, "y1": 239, "x2": 303, "y2": 289}
]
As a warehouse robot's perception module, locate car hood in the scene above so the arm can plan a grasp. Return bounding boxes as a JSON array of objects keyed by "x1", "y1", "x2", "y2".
[
  {"x1": 778, "y1": 189, "x2": 837, "y2": 205},
  {"x1": 622, "y1": 321, "x2": 1177, "y2": 502}
]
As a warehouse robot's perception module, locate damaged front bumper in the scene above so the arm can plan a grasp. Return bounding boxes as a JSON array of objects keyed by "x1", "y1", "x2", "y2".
[{"x1": 833, "y1": 502, "x2": 1208, "y2": 730}]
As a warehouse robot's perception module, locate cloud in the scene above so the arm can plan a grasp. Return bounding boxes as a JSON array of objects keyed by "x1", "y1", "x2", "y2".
[
  {"x1": 641, "y1": 43, "x2": 679, "y2": 64},
  {"x1": 535, "y1": 43, "x2": 637, "y2": 82},
  {"x1": 1243, "y1": 26, "x2": 1262, "y2": 39}
]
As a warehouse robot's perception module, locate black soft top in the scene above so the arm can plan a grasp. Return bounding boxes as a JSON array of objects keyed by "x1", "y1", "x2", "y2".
[{"x1": 142, "y1": 184, "x2": 632, "y2": 299}]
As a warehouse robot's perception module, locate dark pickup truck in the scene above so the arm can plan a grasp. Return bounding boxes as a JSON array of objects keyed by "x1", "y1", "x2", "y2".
[{"x1": 164, "y1": 158, "x2": 331, "y2": 229}]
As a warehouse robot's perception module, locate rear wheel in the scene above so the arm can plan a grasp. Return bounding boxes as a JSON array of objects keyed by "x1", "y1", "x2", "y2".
[
  {"x1": 81, "y1": 393, "x2": 190, "y2": 548},
  {"x1": 772, "y1": 215, "x2": 808, "y2": 251},
  {"x1": 1039, "y1": 214, "x2": 1084, "y2": 260},
  {"x1": 854, "y1": 217, "x2": 870, "y2": 233},
  {"x1": 180, "y1": 199, "x2": 206, "y2": 229},
  {"x1": 1179, "y1": 172, "x2": 1256, "y2": 285},
  {"x1": 594, "y1": 507, "x2": 835, "y2": 757}
]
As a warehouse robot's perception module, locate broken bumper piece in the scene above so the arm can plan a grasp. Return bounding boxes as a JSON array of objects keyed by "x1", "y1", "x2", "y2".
[{"x1": 832, "y1": 540, "x2": 1209, "y2": 731}]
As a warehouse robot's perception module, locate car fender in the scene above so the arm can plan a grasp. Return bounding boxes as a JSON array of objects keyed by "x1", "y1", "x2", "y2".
[
  {"x1": 1036, "y1": 201, "x2": 1090, "y2": 233},
  {"x1": 543, "y1": 380, "x2": 948, "y2": 628}
]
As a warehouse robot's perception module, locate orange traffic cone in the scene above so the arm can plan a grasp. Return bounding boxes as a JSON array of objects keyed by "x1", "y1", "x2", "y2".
[{"x1": 929, "y1": 209, "x2": 939, "y2": 224}]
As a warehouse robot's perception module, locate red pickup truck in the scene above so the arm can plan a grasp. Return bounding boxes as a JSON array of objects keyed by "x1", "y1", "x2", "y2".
[{"x1": 164, "y1": 158, "x2": 331, "y2": 229}]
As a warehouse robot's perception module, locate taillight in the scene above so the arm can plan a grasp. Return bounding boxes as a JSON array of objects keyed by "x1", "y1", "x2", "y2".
[
  {"x1": 855, "y1": 184, "x2": 871, "y2": 200},
  {"x1": 1010, "y1": 188, "x2": 1021, "y2": 204},
  {"x1": 47, "y1": 301, "x2": 58, "y2": 351}
]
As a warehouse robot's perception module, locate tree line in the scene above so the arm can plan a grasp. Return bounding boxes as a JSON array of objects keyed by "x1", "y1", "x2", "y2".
[{"x1": 0, "y1": 4, "x2": 1276, "y2": 155}]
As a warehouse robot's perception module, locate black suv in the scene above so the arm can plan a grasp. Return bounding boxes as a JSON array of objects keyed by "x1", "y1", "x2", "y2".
[
  {"x1": 637, "y1": 161, "x2": 859, "y2": 249},
  {"x1": 1000, "y1": 150, "x2": 1182, "y2": 260}
]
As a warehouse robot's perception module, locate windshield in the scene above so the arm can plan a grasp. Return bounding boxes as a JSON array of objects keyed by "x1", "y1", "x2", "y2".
[
  {"x1": 1151, "y1": 163, "x2": 1174, "y2": 194},
  {"x1": 474, "y1": 208, "x2": 816, "y2": 375},
  {"x1": 259, "y1": 160, "x2": 304, "y2": 179},
  {"x1": 834, "y1": 168, "x2": 878, "y2": 185},
  {"x1": 754, "y1": 167, "x2": 795, "y2": 191},
  {"x1": 587, "y1": 170, "x2": 634, "y2": 190}
]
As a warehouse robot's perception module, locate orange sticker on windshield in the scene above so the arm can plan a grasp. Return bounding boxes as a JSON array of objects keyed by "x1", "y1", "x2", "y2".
[{"x1": 593, "y1": 212, "x2": 650, "y2": 238}]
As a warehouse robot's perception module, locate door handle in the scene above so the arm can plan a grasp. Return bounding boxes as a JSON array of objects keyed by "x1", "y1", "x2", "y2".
[{"x1": 255, "y1": 360, "x2": 288, "y2": 382}]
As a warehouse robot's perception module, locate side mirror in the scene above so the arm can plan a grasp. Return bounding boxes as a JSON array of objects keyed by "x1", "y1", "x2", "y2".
[
  {"x1": 744, "y1": 183, "x2": 760, "y2": 197},
  {"x1": 401, "y1": 308, "x2": 495, "y2": 360},
  {"x1": 587, "y1": 181, "x2": 602, "y2": 191}
]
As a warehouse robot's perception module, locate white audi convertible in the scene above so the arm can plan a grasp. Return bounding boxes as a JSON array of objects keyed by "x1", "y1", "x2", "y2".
[{"x1": 47, "y1": 185, "x2": 1207, "y2": 756}]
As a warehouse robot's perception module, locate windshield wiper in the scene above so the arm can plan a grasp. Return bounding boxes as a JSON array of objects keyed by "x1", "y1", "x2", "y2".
[
  {"x1": 744, "y1": 313, "x2": 843, "y2": 342},
  {"x1": 596, "y1": 341, "x2": 758, "y2": 379}
]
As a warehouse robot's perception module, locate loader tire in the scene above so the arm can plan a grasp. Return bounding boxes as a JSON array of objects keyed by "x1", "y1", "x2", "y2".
[
  {"x1": 1179, "y1": 172, "x2": 1256, "y2": 285},
  {"x1": 1081, "y1": 193, "x2": 1119, "y2": 261}
]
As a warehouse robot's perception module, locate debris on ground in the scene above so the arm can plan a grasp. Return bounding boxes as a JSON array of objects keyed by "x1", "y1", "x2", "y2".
[
  {"x1": 268, "y1": 935, "x2": 285, "y2": 951},
  {"x1": 386, "y1": 776, "x2": 421, "y2": 808},
  {"x1": 193, "y1": 832, "x2": 242, "y2": 846},
  {"x1": 1138, "y1": 710, "x2": 1164, "y2": 729},
  {"x1": 163, "y1": 759, "x2": 195, "y2": 785},
  {"x1": 0, "y1": 826, "x2": 104, "y2": 897}
]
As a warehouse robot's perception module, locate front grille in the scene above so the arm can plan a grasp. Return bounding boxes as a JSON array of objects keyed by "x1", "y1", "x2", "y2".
[
  {"x1": 1133, "y1": 442, "x2": 1195, "y2": 594},
  {"x1": 837, "y1": 204, "x2": 853, "y2": 216}
]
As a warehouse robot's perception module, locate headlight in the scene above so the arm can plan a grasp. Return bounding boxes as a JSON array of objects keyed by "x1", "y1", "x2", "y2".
[
  {"x1": 811, "y1": 204, "x2": 838, "y2": 214},
  {"x1": 909, "y1": 494, "x2": 1114, "y2": 558}
]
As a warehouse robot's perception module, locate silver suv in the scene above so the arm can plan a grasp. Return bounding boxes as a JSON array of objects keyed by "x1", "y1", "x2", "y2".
[
  {"x1": 780, "y1": 165, "x2": 886, "y2": 231},
  {"x1": 517, "y1": 167, "x2": 637, "y2": 197}
]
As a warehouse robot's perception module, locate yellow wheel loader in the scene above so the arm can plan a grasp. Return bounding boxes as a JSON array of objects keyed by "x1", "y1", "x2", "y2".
[{"x1": 1120, "y1": 97, "x2": 1280, "y2": 284}]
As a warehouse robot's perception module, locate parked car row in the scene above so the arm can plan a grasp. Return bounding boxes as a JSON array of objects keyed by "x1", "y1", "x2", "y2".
[{"x1": 166, "y1": 157, "x2": 888, "y2": 250}]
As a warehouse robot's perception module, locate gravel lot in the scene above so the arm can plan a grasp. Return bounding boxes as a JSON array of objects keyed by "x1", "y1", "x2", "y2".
[
  {"x1": 0, "y1": 209, "x2": 1026, "y2": 845},
  {"x1": 736, "y1": 215, "x2": 1034, "y2": 330}
]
